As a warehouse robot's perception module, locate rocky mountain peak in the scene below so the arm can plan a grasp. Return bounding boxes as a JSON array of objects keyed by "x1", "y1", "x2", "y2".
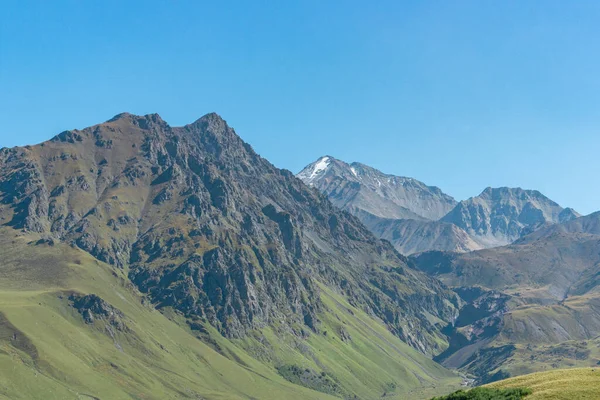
[
  {"x1": 298, "y1": 156, "x2": 457, "y2": 221},
  {"x1": 559, "y1": 207, "x2": 581, "y2": 223},
  {"x1": 105, "y1": 112, "x2": 167, "y2": 128},
  {"x1": 478, "y1": 187, "x2": 556, "y2": 204},
  {"x1": 0, "y1": 114, "x2": 459, "y2": 354},
  {"x1": 188, "y1": 112, "x2": 228, "y2": 132},
  {"x1": 296, "y1": 155, "x2": 337, "y2": 185},
  {"x1": 107, "y1": 112, "x2": 135, "y2": 122},
  {"x1": 442, "y1": 186, "x2": 579, "y2": 247}
]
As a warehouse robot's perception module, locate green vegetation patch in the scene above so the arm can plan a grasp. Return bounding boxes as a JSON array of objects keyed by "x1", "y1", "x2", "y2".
[
  {"x1": 277, "y1": 364, "x2": 347, "y2": 398},
  {"x1": 486, "y1": 367, "x2": 600, "y2": 400},
  {"x1": 432, "y1": 387, "x2": 532, "y2": 400}
]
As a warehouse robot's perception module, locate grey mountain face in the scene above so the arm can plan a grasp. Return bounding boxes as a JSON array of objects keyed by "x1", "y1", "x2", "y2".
[
  {"x1": 361, "y1": 216, "x2": 482, "y2": 255},
  {"x1": 441, "y1": 187, "x2": 581, "y2": 247},
  {"x1": 298, "y1": 156, "x2": 457, "y2": 221},
  {"x1": 299, "y1": 158, "x2": 579, "y2": 255},
  {"x1": 297, "y1": 156, "x2": 479, "y2": 255}
]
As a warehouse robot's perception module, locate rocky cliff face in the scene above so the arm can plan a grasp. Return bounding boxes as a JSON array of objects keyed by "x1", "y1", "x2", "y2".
[
  {"x1": 0, "y1": 113, "x2": 459, "y2": 354},
  {"x1": 441, "y1": 187, "x2": 580, "y2": 247}
]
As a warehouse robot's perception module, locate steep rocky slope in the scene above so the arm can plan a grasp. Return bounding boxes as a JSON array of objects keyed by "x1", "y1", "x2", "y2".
[
  {"x1": 441, "y1": 187, "x2": 580, "y2": 248},
  {"x1": 0, "y1": 113, "x2": 462, "y2": 399},
  {"x1": 0, "y1": 224, "x2": 464, "y2": 399}
]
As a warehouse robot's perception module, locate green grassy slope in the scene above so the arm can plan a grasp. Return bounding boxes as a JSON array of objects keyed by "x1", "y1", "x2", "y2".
[
  {"x1": 486, "y1": 368, "x2": 600, "y2": 400},
  {"x1": 0, "y1": 227, "x2": 460, "y2": 399},
  {"x1": 431, "y1": 387, "x2": 532, "y2": 400},
  {"x1": 0, "y1": 228, "x2": 333, "y2": 400}
]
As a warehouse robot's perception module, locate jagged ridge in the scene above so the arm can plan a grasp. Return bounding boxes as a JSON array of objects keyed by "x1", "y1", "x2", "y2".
[{"x1": 0, "y1": 112, "x2": 459, "y2": 354}]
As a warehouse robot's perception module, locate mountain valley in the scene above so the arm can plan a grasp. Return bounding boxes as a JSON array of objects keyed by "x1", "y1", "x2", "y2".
[
  {"x1": 299, "y1": 155, "x2": 600, "y2": 386},
  {"x1": 0, "y1": 115, "x2": 598, "y2": 399}
]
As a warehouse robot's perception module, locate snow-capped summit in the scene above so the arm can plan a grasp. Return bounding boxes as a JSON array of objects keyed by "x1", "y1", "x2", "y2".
[
  {"x1": 296, "y1": 156, "x2": 333, "y2": 185},
  {"x1": 297, "y1": 156, "x2": 457, "y2": 221},
  {"x1": 297, "y1": 156, "x2": 470, "y2": 254}
]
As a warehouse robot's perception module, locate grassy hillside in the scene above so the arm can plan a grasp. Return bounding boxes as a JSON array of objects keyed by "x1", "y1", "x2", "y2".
[
  {"x1": 432, "y1": 367, "x2": 600, "y2": 400},
  {"x1": 486, "y1": 368, "x2": 600, "y2": 399},
  {"x1": 0, "y1": 228, "x2": 330, "y2": 400},
  {"x1": 431, "y1": 387, "x2": 532, "y2": 400},
  {"x1": 0, "y1": 227, "x2": 460, "y2": 399}
]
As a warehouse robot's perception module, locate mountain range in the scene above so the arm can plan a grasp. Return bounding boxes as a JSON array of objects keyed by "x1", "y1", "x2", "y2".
[
  {"x1": 411, "y1": 211, "x2": 600, "y2": 383},
  {"x1": 299, "y1": 155, "x2": 600, "y2": 385},
  {"x1": 297, "y1": 156, "x2": 457, "y2": 221},
  {"x1": 298, "y1": 156, "x2": 580, "y2": 254},
  {"x1": 0, "y1": 113, "x2": 463, "y2": 400},
  {"x1": 1, "y1": 115, "x2": 598, "y2": 399}
]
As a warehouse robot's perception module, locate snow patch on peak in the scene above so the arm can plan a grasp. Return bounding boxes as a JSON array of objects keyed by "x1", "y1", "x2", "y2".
[
  {"x1": 298, "y1": 156, "x2": 331, "y2": 185},
  {"x1": 312, "y1": 157, "x2": 330, "y2": 177},
  {"x1": 350, "y1": 167, "x2": 358, "y2": 177}
]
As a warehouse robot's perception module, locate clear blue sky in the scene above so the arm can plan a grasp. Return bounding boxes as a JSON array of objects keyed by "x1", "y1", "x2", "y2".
[{"x1": 1, "y1": 1, "x2": 599, "y2": 214}]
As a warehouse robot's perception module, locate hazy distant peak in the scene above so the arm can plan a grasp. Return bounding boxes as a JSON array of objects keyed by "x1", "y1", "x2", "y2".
[
  {"x1": 559, "y1": 207, "x2": 581, "y2": 223},
  {"x1": 298, "y1": 157, "x2": 457, "y2": 221},
  {"x1": 442, "y1": 185, "x2": 579, "y2": 246},
  {"x1": 478, "y1": 186, "x2": 556, "y2": 203}
]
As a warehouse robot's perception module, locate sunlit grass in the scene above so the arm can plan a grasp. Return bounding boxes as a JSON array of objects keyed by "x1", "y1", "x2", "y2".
[{"x1": 486, "y1": 368, "x2": 600, "y2": 399}]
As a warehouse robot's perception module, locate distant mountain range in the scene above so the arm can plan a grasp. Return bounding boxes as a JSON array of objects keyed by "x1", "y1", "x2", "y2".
[
  {"x1": 299, "y1": 156, "x2": 600, "y2": 384},
  {"x1": 411, "y1": 211, "x2": 600, "y2": 382},
  {"x1": 298, "y1": 156, "x2": 456, "y2": 221},
  {"x1": 441, "y1": 186, "x2": 580, "y2": 247},
  {"x1": 298, "y1": 156, "x2": 580, "y2": 254}
]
